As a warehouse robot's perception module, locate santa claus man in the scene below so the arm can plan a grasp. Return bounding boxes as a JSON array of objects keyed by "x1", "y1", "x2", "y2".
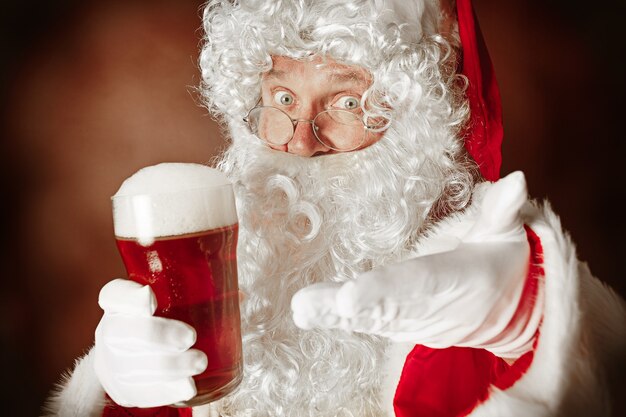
[{"x1": 45, "y1": 0, "x2": 626, "y2": 416}]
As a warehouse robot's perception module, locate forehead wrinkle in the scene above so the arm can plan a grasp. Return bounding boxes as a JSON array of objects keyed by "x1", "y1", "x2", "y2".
[
  {"x1": 318, "y1": 61, "x2": 371, "y2": 86},
  {"x1": 263, "y1": 68, "x2": 291, "y2": 81},
  {"x1": 329, "y1": 70, "x2": 370, "y2": 87},
  {"x1": 264, "y1": 57, "x2": 306, "y2": 81},
  {"x1": 264, "y1": 58, "x2": 371, "y2": 90}
]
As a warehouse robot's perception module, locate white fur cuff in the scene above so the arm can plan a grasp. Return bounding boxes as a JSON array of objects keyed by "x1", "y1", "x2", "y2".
[{"x1": 41, "y1": 347, "x2": 105, "y2": 417}]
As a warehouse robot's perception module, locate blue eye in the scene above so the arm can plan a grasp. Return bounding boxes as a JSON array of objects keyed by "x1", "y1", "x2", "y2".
[
  {"x1": 336, "y1": 96, "x2": 360, "y2": 110},
  {"x1": 273, "y1": 91, "x2": 294, "y2": 106}
]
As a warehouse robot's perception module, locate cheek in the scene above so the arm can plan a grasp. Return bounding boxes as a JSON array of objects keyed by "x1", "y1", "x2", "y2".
[
  {"x1": 267, "y1": 143, "x2": 289, "y2": 153},
  {"x1": 359, "y1": 131, "x2": 385, "y2": 150},
  {"x1": 260, "y1": 90, "x2": 271, "y2": 106}
]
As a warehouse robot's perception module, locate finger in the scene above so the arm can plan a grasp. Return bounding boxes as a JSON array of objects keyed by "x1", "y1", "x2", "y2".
[
  {"x1": 483, "y1": 170, "x2": 527, "y2": 220},
  {"x1": 319, "y1": 313, "x2": 400, "y2": 336},
  {"x1": 291, "y1": 282, "x2": 342, "y2": 330},
  {"x1": 110, "y1": 377, "x2": 197, "y2": 408},
  {"x1": 292, "y1": 279, "x2": 394, "y2": 332},
  {"x1": 335, "y1": 280, "x2": 360, "y2": 318},
  {"x1": 466, "y1": 171, "x2": 527, "y2": 242},
  {"x1": 99, "y1": 279, "x2": 157, "y2": 316},
  {"x1": 293, "y1": 311, "x2": 343, "y2": 330},
  {"x1": 114, "y1": 349, "x2": 208, "y2": 383},
  {"x1": 335, "y1": 269, "x2": 405, "y2": 318},
  {"x1": 97, "y1": 314, "x2": 197, "y2": 352},
  {"x1": 386, "y1": 332, "x2": 437, "y2": 344},
  {"x1": 379, "y1": 323, "x2": 455, "y2": 344}
]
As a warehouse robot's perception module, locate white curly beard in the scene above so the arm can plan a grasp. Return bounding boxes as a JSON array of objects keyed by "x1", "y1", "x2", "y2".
[{"x1": 213, "y1": 124, "x2": 473, "y2": 416}]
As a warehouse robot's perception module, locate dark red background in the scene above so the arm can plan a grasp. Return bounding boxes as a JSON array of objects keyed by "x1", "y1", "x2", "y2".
[{"x1": 1, "y1": 1, "x2": 624, "y2": 415}]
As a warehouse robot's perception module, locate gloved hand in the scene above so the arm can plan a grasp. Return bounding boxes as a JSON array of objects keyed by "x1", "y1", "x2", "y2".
[
  {"x1": 291, "y1": 171, "x2": 543, "y2": 359},
  {"x1": 94, "y1": 279, "x2": 208, "y2": 407}
]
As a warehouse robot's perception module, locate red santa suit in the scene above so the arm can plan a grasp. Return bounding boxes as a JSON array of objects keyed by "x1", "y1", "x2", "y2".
[
  {"x1": 43, "y1": 1, "x2": 626, "y2": 416},
  {"x1": 382, "y1": 2, "x2": 626, "y2": 415}
]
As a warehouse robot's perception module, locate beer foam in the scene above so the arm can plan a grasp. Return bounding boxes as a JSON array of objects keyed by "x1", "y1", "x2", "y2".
[{"x1": 113, "y1": 163, "x2": 237, "y2": 244}]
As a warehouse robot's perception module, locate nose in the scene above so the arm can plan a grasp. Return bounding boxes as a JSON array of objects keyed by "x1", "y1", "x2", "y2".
[{"x1": 287, "y1": 119, "x2": 330, "y2": 157}]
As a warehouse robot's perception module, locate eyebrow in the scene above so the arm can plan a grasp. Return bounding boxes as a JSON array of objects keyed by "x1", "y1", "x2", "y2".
[
  {"x1": 263, "y1": 68, "x2": 292, "y2": 81},
  {"x1": 328, "y1": 69, "x2": 369, "y2": 84}
]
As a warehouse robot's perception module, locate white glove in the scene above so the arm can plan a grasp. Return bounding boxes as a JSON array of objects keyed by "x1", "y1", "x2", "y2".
[
  {"x1": 94, "y1": 279, "x2": 208, "y2": 407},
  {"x1": 291, "y1": 171, "x2": 543, "y2": 359}
]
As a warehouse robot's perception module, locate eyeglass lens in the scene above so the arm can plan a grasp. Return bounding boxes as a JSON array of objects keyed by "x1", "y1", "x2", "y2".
[{"x1": 246, "y1": 107, "x2": 365, "y2": 151}]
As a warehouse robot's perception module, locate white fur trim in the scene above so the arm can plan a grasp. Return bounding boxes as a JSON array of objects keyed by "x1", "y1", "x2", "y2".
[
  {"x1": 379, "y1": 182, "x2": 626, "y2": 416},
  {"x1": 467, "y1": 201, "x2": 626, "y2": 416},
  {"x1": 41, "y1": 347, "x2": 105, "y2": 417},
  {"x1": 42, "y1": 348, "x2": 224, "y2": 417}
]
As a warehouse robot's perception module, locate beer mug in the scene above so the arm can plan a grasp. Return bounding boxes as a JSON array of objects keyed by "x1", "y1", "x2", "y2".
[{"x1": 111, "y1": 163, "x2": 243, "y2": 407}]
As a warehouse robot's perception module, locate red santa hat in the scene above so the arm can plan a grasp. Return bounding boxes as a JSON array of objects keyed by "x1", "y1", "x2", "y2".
[
  {"x1": 457, "y1": 0, "x2": 503, "y2": 181},
  {"x1": 200, "y1": 0, "x2": 503, "y2": 181}
]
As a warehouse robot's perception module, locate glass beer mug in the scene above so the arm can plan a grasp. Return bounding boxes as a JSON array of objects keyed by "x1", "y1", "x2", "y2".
[{"x1": 111, "y1": 163, "x2": 243, "y2": 407}]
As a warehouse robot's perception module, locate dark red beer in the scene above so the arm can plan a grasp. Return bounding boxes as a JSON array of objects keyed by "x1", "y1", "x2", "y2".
[{"x1": 115, "y1": 224, "x2": 242, "y2": 406}]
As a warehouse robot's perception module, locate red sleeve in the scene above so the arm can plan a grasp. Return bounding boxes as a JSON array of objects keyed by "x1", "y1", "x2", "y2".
[
  {"x1": 393, "y1": 226, "x2": 544, "y2": 417},
  {"x1": 491, "y1": 226, "x2": 544, "y2": 392},
  {"x1": 101, "y1": 396, "x2": 193, "y2": 417}
]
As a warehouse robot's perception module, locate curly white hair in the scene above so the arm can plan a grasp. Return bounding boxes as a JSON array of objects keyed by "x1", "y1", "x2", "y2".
[
  {"x1": 197, "y1": 2, "x2": 479, "y2": 416},
  {"x1": 199, "y1": 0, "x2": 467, "y2": 144}
]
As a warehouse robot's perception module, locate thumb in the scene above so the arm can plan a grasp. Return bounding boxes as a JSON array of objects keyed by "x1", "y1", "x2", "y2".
[
  {"x1": 291, "y1": 282, "x2": 342, "y2": 330},
  {"x1": 465, "y1": 171, "x2": 527, "y2": 242},
  {"x1": 98, "y1": 278, "x2": 157, "y2": 316}
]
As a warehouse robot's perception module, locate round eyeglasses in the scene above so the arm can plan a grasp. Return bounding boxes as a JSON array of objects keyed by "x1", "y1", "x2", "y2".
[{"x1": 243, "y1": 106, "x2": 376, "y2": 152}]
